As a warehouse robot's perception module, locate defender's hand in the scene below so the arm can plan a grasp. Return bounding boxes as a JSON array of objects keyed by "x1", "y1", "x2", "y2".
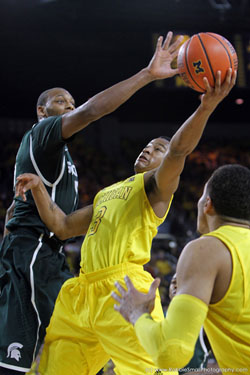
[
  {"x1": 15, "y1": 173, "x2": 41, "y2": 201},
  {"x1": 147, "y1": 31, "x2": 184, "y2": 80},
  {"x1": 112, "y1": 276, "x2": 161, "y2": 325}
]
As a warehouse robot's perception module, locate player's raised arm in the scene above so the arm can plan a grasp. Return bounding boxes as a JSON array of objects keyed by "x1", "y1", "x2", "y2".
[
  {"x1": 147, "y1": 69, "x2": 236, "y2": 207},
  {"x1": 16, "y1": 174, "x2": 93, "y2": 239},
  {"x1": 61, "y1": 32, "x2": 183, "y2": 139}
]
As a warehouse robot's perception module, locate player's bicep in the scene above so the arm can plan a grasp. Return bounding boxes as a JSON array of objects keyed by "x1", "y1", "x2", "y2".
[{"x1": 176, "y1": 238, "x2": 218, "y2": 305}]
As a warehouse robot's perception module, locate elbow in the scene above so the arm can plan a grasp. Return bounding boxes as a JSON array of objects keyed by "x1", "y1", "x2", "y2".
[
  {"x1": 55, "y1": 231, "x2": 67, "y2": 241},
  {"x1": 46, "y1": 224, "x2": 67, "y2": 241},
  {"x1": 154, "y1": 344, "x2": 194, "y2": 372},
  {"x1": 54, "y1": 226, "x2": 70, "y2": 241}
]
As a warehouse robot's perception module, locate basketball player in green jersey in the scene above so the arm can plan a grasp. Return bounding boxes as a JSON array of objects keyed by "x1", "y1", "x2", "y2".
[
  {"x1": 15, "y1": 67, "x2": 236, "y2": 375},
  {"x1": 113, "y1": 164, "x2": 250, "y2": 374},
  {"x1": 0, "y1": 31, "x2": 183, "y2": 375}
]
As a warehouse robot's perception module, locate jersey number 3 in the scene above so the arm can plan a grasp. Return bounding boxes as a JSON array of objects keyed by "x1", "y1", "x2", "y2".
[{"x1": 88, "y1": 206, "x2": 107, "y2": 236}]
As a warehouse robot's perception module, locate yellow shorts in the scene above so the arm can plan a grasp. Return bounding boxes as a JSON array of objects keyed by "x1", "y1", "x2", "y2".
[{"x1": 39, "y1": 263, "x2": 177, "y2": 375}]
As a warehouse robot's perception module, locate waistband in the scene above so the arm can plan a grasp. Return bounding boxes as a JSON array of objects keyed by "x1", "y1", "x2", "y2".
[
  {"x1": 9, "y1": 227, "x2": 63, "y2": 252},
  {"x1": 79, "y1": 262, "x2": 144, "y2": 283},
  {"x1": 41, "y1": 233, "x2": 63, "y2": 252}
]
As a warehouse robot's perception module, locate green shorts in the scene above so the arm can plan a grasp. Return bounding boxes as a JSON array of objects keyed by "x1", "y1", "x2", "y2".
[
  {"x1": 179, "y1": 327, "x2": 210, "y2": 374},
  {"x1": 0, "y1": 228, "x2": 73, "y2": 372}
]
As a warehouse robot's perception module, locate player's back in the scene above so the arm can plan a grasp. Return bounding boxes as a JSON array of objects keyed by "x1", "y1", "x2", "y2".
[{"x1": 204, "y1": 225, "x2": 250, "y2": 372}]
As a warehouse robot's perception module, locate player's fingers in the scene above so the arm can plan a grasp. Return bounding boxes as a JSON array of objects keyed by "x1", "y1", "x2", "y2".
[
  {"x1": 155, "y1": 36, "x2": 164, "y2": 52},
  {"x1": 16, "y1": 173, "x2": 30, "y2": 181},
  {"x1": 15, "y1": 188, "x2": 26, "y2": 201},
  {"x1": 15, "y1": 182, "x2": 24, "y2": 196},
  {"x1": 20, "y1": 181, "x2": 34, "y2": 193},
  {"x1": 162, "y1": 31, "x2": 173, "y2": 50},
  {"x1": 222, "y1": 68, "x2": 232, "y2": 87},
  {"x1": 231, "y1": 70, "x2": 237, "y2": 86},
  {"x1": 114, "y1": 281, "x2": 127, "y2": 297},
  {"x1": 203, "y1": 77, "x2": 211, "y2": 92},
  {"x1": 215, "y1": 70, "x2": 221, "y2": 90},
  {"x1": 168, "y1": 35, "x2": 184, "y2": 54},
  {"x1": 114, "y1": 304, "x2": 121, "y2": 312},
  {"x1": 148, "y1": 278, "x2": 161, "y2": 298},
  {"x1": 124, "y1": 275, "x2": 135, "y2": 292},
  {"x1": 111, "y1": 291, "x2": 122, "y2": 304}
]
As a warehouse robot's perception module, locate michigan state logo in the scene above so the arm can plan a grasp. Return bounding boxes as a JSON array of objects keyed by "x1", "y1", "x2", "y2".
[
  {"x1": 193, "y1": 60, "x2": 205, "y2": 74},
  {"x1": 7, "y1": 342, "x2": 23, "y2": 362}
]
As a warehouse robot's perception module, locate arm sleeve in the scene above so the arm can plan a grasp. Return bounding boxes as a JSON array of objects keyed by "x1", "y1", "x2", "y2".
[{"x1": 134, "y1": 294, "x2": 208, "y2": 371}]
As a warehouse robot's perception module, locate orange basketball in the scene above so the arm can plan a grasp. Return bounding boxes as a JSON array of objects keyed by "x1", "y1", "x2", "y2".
[{"x1": 177, "y1": 32, "x2": 238, "y2": 92}]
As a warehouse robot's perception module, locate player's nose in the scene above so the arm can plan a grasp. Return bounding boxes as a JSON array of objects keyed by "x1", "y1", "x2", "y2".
[{"x1": 66, "y1": 101, "x2": 75, "y2": 111}]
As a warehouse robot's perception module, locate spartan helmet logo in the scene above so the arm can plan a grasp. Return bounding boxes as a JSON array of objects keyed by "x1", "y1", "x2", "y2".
[{"x1": 7, "y1": 342, "x2": 23, "y2": 362}]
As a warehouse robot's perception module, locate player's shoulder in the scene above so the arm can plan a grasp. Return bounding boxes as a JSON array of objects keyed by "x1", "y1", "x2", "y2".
[
  {"x1": 190, "y1": 235, "x2": 223, "y2": 248},
  {"x1": 182, "y1": 235, "x2": 225, "y2": 261},
  {"x1": 33, "y1": 115, "x2": 61, "y2": 131}
]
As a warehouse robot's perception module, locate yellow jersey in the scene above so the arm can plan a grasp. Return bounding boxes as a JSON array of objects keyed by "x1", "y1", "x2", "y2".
[
  {"x1": 80, "y1": 172, "x2": 172, "y2": 273},
  {"x1": 204, "y1": 225, "x2": 250, "y2": 373}
]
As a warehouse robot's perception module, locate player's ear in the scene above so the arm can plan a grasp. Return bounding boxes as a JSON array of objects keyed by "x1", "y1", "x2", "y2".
[
  {"x1": 204, "y1": 196, "x2": 215, "y2": 216},
  {"x1": 37, "y1": 105, "x2": 46, "y2": 120}
]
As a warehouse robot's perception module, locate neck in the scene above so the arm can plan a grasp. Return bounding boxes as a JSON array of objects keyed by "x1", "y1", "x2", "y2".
[
  {"x1": 206, "y1": 215, "x2": 250, "y2": 233},
  {"x1": 219, "y1": 215, "x2": 250, "y2": 229}
]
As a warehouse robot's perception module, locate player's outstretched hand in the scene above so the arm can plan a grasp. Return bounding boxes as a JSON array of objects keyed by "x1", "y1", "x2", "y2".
[
  {"x1": 147, "y1": 31, "x2": 184, "y2": 80},
  {"x1": 201, "y1": 68, "x2": 237, "y2": 112},
  {"x1": 15, "y1": 173, "x2": 41, "y2": 201},
  {"x1": 112, "y1": 276, "x2": 161, "y2": 325}
]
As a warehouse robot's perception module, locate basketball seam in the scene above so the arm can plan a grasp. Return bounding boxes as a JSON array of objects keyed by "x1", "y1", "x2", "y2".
[
  {"x1": 185, "y1": 38, "x2": 205, "y2": 92},
  {"x1": 198, "y1": 33, "x2": 216, "y2": 84},
  {"x1": 206, "y1": 33, "x2": 233, "y2": 69}
]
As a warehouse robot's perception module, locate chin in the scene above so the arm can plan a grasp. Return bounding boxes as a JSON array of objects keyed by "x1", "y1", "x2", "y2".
[{"x1": 134, "y1": 163, "x2": 144, "y2": 174}]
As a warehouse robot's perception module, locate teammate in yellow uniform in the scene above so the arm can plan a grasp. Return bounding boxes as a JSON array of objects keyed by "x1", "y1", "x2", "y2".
[
  {"x1": 15, "y1": 69, "x2": 235, "y2": 374},
  {"x1": 112, "y1": 164, "x2": 250, "y2": 375}
]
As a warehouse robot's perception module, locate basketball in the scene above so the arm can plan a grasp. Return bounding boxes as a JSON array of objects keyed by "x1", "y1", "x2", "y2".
[{"x1": 177, "y1": 32, "x2": 238, "y2": 92}]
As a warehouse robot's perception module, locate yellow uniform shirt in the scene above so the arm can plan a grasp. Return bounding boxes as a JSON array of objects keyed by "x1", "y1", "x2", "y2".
[
  {"x1": 80, "y1": 172, "x2": 172, "y2": 273},
  {"x1": 204, "y1": 225, "x2": 250, "y2": 373}
]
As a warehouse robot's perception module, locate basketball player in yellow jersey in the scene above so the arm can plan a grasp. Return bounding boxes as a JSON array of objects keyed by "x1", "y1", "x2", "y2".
[
  {"x1": 16, "y1": 68, "x2": 236, "y2": 374},
  {"x1": 113, "y1": 164, "x2": 250, "y2": 375}
]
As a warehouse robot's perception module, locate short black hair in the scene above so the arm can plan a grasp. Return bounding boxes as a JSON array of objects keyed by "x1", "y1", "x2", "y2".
[
  {"x1": 36, "y1": 89, "x2": 52, "y2": 107},
  {"x1": 207, "y1": 164, "x2": 250, "y2": 221},
  {"x1": 159, "y1": 135, "x2": 171, "y2": 142},
  {"x1": 36, "y1": 87, "x2": 66, "y2": 108}
]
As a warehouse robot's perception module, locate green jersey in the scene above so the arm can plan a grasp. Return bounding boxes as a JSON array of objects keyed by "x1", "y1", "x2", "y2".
[{"x1": 7, "y1": 115, "x2": 79, "y2": 237}]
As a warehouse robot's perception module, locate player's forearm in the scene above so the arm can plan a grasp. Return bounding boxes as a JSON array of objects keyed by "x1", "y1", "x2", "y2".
[
  {"x1": 134, "y1": 294, "x2": 208, "y2": 370},
  {"x1": 62, "y1": 68, "x2": 155, "y2": 137},
  {"x1": 168, "y1": 104, "x2": 213, "y2": 157},
  {"x1": 31, "y1": 182, "x2": 66, "y2": 237}
]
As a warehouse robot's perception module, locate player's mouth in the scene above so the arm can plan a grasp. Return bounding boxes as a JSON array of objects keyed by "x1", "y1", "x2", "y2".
[{"x1": 138, "y1": 154, "x2": 148, "y2": 162}]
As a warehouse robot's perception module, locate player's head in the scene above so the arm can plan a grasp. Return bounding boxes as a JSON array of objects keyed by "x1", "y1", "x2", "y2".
[
  {"x1": 197, "y1": 164, "x2": 250, "y2": 234},
  {"x1": 36, "y1": 87, "x2": 75, "y2": 121},
  {"x1": 169, "y1": 273, "x2": 177, "y2": 300},
  {"x1": 134, "y1": 136, "x2": 170, "y2": 174}
]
